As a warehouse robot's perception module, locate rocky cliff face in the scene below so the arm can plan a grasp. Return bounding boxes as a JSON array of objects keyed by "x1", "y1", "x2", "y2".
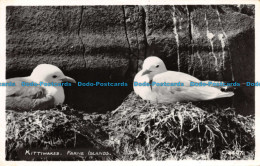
[{"x1": 6, "y1": 5, "x2": 255, "y2": 115}]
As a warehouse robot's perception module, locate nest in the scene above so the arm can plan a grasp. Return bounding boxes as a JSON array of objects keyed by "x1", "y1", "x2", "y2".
[
  {"x1": 107, "y1": 92, "x2": 255, "y2": 160},
  {"x1": 6, "y1": 106, "x2": 115, "y2": 161},
  {"x1": 6, "y1": 92, "x2": 255, "y2": 160}
]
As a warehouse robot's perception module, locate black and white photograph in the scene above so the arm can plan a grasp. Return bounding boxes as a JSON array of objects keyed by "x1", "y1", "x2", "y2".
[{"x1": 0, "y1": 0, "x2": 259, "y2": 165}]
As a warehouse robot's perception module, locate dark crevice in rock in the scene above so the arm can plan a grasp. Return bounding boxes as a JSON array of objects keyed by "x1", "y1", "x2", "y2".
[
  {"x1": 135, "y1": 30, "x2": 140, "y2": 58},
  {"x1": 172, "y1": 6, "x2": 181, "y2": 72},
  {"x1": 122, "y1": 6, "x2": 135, "y2": 81},
  {"x1": 227, "y1": 5, "x2": 255, "y2": 17},
  {"x1": 122, "y1": 6, "x2": 132, "y2": 54},
  {"x1": 187, "y1": 6, "x2": 194, "y2": 75},
  {"x1": 187, "y1": 6, "x2": 193, "y2": 45},
  {"x1": 135, "y1": 7, "x2": 140, "y2": 59},
  {"x1": 227, "y1": 49, "x2": 234, "y2": 81},
  {"x1": 78, "y1": 6, "x2": 87, "y2": 68},
  {"x1": 140, "y1": 6, "x2": 148, "y2": 60},
  {"x1": 240, "y1": 6, "x2": 255, "y2": 17},
  {"x1": 213, "y1": 5, "x2": 226, "y2": 14}
]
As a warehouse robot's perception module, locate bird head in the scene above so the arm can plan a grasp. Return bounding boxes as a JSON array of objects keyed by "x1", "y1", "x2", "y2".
[
  {"x1": 141, "y1": 56, "x2": 167, "y2": 77},
  {"x1": 30, "y1": 64, "x2": 76, "y2": 84}
]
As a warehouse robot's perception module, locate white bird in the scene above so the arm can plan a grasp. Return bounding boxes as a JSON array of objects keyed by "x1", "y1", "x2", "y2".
[
  {"x1": 133, "y1": 56, "x2": 234, "y2": 103},
  {"x1": 6, "y1": 64, "x2": 76, "y2": 111}
]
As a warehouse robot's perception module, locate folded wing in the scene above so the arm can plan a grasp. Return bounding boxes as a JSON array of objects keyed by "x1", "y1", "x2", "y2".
[
  {"x1": 152, "y1": 71, "x2": 234, "y2": 102},
  {"x1": 6, "y1": 78, "x2": 55, "y2": 111}
]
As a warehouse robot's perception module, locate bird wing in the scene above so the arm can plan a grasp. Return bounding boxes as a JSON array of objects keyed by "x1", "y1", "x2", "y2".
[
  {"x1": 152, "y1": 71, "x2": 200, "y2": 88},
  {"x1": 152, "y1": 71, "x2": 232, "y2": 101},
  {"x1": 6, "y1": 78, "x2": 55, "y2": 111}
]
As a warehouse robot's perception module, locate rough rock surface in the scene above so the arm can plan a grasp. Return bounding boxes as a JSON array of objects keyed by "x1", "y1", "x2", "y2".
[{"x1": 6, "y1": 5, "x2": 255, "y2": 115}]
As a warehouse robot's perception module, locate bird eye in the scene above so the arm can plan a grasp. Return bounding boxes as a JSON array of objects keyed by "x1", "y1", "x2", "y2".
[
  {"x1": 52, "y1": 75, "x2": 57, "y2": 78},
  {"x1": 155, "y1": 65, "x2": 159, "y2": 68}
]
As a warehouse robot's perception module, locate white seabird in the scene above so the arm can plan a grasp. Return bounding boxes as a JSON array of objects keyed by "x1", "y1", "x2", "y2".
[
  {"x1": 133, "y1": 56, "x2": 234, "y2": 103},
  {"x1": 6, "y1": 64, "x2": 76, "y2": 111}
]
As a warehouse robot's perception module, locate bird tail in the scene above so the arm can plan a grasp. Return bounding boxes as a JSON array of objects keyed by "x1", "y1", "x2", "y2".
[
  {"x1": 184, "y1": 86, "x2": 234, "y2": 101},
  {"x1": 201, "y1": 81, "x2": 247, "y2": 91}
]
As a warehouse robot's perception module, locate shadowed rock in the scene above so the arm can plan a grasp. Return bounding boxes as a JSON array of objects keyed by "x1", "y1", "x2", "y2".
[{"x1": 6, "y1": 5, "x2": 255, "y2": 115}]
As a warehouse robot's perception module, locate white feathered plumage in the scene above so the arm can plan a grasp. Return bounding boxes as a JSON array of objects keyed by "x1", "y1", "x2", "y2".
[{"x1": 133, "y1": 56, "x2": 234, "y2": 103}]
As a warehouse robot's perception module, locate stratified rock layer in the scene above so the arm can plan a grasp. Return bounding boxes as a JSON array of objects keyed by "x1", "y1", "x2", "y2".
[{"x1": 6, "y1": 5, "x2": 255, "y2": 115}]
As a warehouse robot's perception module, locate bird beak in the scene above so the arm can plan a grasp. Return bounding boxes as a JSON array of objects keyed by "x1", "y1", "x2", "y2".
[
  {"x1": 61, "y1": 76, "x2": 76, "y2": 83},
  {"x1": 142, "y1": 70, "x2": 151, "y2": 76}
]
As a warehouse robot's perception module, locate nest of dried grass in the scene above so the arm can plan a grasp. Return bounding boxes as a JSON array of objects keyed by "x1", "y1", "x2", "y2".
[
  {"x1": 107, "y1": 92, "x2": 254, "y2": 160},
  {"x1": 6, "y1": 92, "x2": 255, "y2": 160},
  {"x1": 6, "y1": 106, "x2": 115, "y2": 161}
]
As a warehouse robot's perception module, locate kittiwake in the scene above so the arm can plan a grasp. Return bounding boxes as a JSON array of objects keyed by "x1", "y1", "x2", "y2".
[
  {"x1": 133, "y1": 56, "x2": 234, "y2": 103},
  {"x1": 6, "y1": 64, "x2": 76, "y2": 111}
]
